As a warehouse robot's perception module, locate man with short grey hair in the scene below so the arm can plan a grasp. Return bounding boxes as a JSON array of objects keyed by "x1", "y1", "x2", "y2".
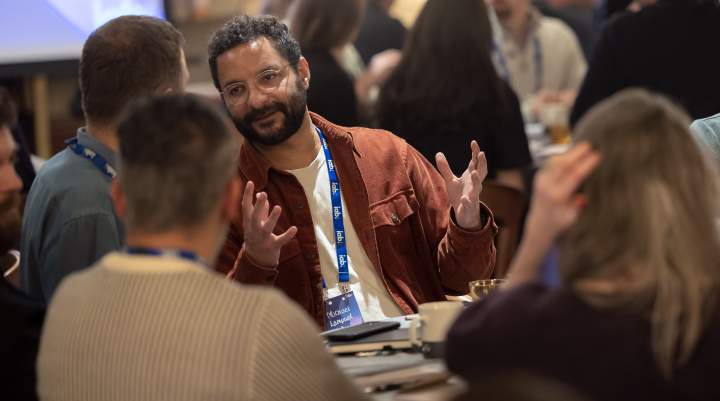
[{"x1": 36, "y1": 94, "x2": 367, "y2": 401}]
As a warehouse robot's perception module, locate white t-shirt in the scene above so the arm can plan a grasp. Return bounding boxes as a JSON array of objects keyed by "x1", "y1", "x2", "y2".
[{"x1": 288, "y1": 147, "x2": 404, "y2": 321}]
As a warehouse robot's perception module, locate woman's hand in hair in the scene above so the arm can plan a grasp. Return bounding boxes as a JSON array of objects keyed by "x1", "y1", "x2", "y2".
[
  {"x1": 436, "y1": 140, "x2": 488, "y2": 230},
  {"x1": 528, "y1": 142, "x2": 600, "y2": 238},
  {"x1": 505, "y1": 143, "x2": 600, "y2": 288}
]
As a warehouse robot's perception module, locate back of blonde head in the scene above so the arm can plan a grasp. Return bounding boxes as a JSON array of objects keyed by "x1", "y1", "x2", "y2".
[{"x1": 560, "y1": 88, "x2": 720, "y2": 378}]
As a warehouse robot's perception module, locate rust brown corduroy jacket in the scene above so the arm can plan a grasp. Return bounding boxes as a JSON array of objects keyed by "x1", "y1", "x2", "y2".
[{"x1": 216, "y1": 113, "x2": 497, "y2": 326}]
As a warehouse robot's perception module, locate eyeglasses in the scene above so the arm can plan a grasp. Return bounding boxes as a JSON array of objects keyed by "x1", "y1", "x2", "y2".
[{"x1": 220, "y1": 64, "x2": 292, "y2": 106}]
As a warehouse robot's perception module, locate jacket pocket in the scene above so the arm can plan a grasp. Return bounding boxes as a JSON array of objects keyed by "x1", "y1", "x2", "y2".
[
  {"x1": 370, "y1": 191, "x2": 416, "y2": 229},
  {"x1": 369, "y1": 191, "x2": 434, "y2": 300}
]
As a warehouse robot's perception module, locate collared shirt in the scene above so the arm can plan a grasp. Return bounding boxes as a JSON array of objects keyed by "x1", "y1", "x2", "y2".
[
  {"x1": 493, "y1": 7, "x2": 587, "y2": 101},
  {"x1": 20, "y1": 128, "x2": 124, "y2": 303},
  {"x1": 691, "y1": 112, "x2": 720, "y2": 165},
  {"x1": 217, "y1": 113, "x2": 498, "y2": 326}
]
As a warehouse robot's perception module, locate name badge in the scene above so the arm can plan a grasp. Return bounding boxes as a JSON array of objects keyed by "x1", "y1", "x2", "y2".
[{"x1": 324, "y1": 290, "x2": 364, "y2": 330}]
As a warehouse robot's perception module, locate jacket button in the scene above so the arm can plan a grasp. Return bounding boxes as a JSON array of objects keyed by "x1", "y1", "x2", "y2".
[{"x1": 391, "y1": 212, "x2": 400, "y2": 224}]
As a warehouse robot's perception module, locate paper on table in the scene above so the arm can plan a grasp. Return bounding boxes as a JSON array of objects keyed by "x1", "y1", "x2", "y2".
[
  {"x1": 336, "y1": 353, "x2": 425, "y2": 378},
  {"x1": 353, "y1": 360, "x2": 447, "y2": 390},
  {"x1": 394, "y1": 377, "x2": 467, "y2": 401}
]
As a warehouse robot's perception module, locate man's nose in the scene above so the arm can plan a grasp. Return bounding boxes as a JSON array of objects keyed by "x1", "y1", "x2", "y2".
[{"x1": 246, "y1": 85, "x2": 271, "y2": 110}]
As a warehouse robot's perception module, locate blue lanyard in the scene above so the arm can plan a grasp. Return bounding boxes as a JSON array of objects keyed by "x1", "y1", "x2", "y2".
[
  {"x1": 493, "y1": 35, "x2": 543, "y2": 93},
  {"x1": 315, "y1": 126, "x2": 350, "y2": 291},
  {"x1": 126, "y1": 247, "x2": 207, "y2": 266},
  {"x1": 66, "y1": 137, "x2": 117, "y2": 179}
]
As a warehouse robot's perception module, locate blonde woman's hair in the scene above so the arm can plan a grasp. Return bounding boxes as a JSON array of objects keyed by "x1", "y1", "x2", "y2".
[{"x1": 560, "y1": 88, "x2": 720, "y2": 378}]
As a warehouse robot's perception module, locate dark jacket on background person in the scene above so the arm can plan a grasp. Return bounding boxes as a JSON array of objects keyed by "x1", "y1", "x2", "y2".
[
  {"x1": 446, "y1": 282, "x2": 720, "y2": 401},
  {"x1": 0, "y1": 277, "x2": 44, "y2": 401},
  {"x1": 378, "y1": 80, "x2": 531, "y2": 178},
  {"x1": 217, "y1": 113, "x2": 497, "y2": 326},
  {"x1": 354, "y1": 1, "x2": 407, "y2": 65},
  {"x1": 570, "y1": 0, "x2": 720, "y2": 126},
  {"x1": 304, "y1": 50, "x2": 359, "y2": 127}
]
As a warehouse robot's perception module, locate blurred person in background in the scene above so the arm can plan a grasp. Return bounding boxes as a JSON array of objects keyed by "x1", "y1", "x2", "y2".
[
  {"x1": 533, "y1": 0, "x2": 595, "y2": 60},
  {"x1": 37, "y1": 94, "x2": 367, "y2": 401},
  {"x1": 0, "y1": 86, "x2": 44, "y2": 401},
  {"x1": 287, "y1": 0, "x2": 400, "y2": 126},
  {"x1": 446, "y1": 89, "x2": 720, "y2": 401},
  {"x1": 570, "y1": 0, "x2": 720, "y2": 126},
  {"x1": 599, "y1": 0, "x2": 632, "y2": 20},
  {"x1": 0, "y1": 88, "x2": 24, "y2": 282},
  {"x1": 0, "y1": 86, "x2": 36, "y2": 195},
  {"x1": 488, "y1": 0, "x2": 586, "y2": 120},
  {"x1": 287, "y1": 0, "x2": 364, "y2": 126},
  {"x1": 19, "y1": 16, "x2": 188, "y2": 304},
  {"x1": 259, "y1": 0, "x2": 295, "y2": 19},
  {"x1": 354, "y1": 0, "x2": 406, "y2": 65},
  {"x1": 377, "y1": 0, "x2": 531, "y2": 192}
]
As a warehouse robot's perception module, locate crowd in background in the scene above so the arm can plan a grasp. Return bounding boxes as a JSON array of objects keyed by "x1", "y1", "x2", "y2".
[{"x1": 2, "y1": 0, "x2": 720, "y2": 400}]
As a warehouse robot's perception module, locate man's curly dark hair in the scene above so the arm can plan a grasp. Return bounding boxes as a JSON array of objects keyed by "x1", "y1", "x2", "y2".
[{"x1": 208, "y1": 15, "x2": 302, "y2": 90}]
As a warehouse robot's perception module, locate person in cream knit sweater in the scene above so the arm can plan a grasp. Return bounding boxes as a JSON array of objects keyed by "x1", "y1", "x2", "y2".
[{"x1": 37, "y1": 94, "x2": 367, "y2": 401}]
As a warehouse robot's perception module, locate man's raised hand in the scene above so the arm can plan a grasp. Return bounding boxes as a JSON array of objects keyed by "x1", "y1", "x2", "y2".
[
  {"x1": 435, "y1": 140, "x2": 488, "y2": 230},
  {"x1": 241, "y1": 181, "x2": 297, "y2": 267}
]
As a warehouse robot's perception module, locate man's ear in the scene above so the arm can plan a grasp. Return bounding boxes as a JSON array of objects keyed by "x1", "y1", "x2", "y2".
[
  {"x1": 110, "y1": 179, "x2": 126, "y2": 219},
  {"x1": 298, "y1": 56, "x2": 311, "y2": 89},
  {"x1": 222, "y1": 177, "x2": 242, "y2": 222}
]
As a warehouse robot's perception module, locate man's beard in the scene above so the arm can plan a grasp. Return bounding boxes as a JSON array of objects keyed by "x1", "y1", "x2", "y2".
[
  {"x1": 0, "y1": 191, "x2": 21, "y2": 255},
  {"x1": 232, "y1": 77, "x2": 307, "y2": 146}
]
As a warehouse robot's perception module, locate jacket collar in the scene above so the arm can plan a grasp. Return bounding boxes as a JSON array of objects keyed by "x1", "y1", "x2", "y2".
[
  {"x1": 237, "y1": 111, "x2": 359, "y2": 190},
  {"x1": 77, "y1": 127, "x2": 118, "y2": 169}
]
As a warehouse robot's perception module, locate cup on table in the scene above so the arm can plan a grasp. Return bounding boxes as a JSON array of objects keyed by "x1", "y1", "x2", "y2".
[
  {"x1": 538, "y1": 104, "x2": 571, "y2": 145},
  {"x1": 549, "y1": 123, "x2": 572, "y2": 145},
  {"x1": 468, "y1": 279, "x2": 505, "y2": 301},
  {"x1": 409, "y1": 301, "x2": 463, "y2": 359}
]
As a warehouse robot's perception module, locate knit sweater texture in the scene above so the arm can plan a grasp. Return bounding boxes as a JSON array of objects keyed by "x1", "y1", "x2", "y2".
[{"x1": 37, "y1": 252, "x2": 367, "y2": 401}]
